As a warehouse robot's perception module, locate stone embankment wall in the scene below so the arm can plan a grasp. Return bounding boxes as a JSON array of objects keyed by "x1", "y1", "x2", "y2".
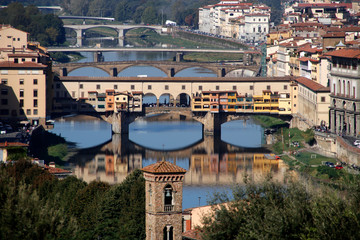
[{"x1": 315, "y1": 132, "x2": 360, "y2": 164}]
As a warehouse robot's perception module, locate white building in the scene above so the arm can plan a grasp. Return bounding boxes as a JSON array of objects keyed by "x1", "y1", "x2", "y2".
[{"x1": 240, "y1": 13, "x2": 270, "y2": 44}]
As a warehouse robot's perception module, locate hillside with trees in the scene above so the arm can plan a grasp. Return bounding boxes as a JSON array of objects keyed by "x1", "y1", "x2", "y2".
[{"x1": 0, "y1": 3, "x2": 65, "y2": 46}]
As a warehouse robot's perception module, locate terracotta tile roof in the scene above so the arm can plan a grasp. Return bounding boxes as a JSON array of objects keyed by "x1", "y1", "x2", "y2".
[
  {"x1": 296, "y1": 77, "x2": 330, "y2": 92},
  {"x1": 44, "y1": 165, "x2": 72, "y2": 174},
  {"x1": 0, "y1": 142, "x2": 28, "y2": 147},
  {"x1": 182, "y1": 229, "x2": 202, "y2": 240},
  {"x1": 142, "y1": 161, "x2": 186, "y2": 174},
  {"x1": 322, "y1": 32, "x2": 345, "y2": 38},
  {"x1": 0, "y1": 61, "x2": 46, "y2": 68},
  {"x1": 324, "y1": 48, "x2": 360, "y2": 59}
]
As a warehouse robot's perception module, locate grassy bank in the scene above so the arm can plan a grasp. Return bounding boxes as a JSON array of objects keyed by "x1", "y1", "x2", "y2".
[{"x1": 252, "y1": 115, "x2": 287, "y2": 128}]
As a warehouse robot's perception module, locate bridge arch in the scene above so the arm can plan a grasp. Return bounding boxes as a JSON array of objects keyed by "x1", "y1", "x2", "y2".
[
  {"x1": 65, "y1": 66, "x2": 111, "y2": 77},
  {"x1": 173, "y1": 66, "x2": 217, "y2": 77},
  {"x1": 117, "y1": 65, "x2": 167, "y2": 77},
  {"x1": 175, "y1": 93, "x2": 191, "y2": 107}
]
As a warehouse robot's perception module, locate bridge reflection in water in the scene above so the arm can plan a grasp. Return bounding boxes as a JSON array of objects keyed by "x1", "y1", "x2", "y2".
[{"x1": 70, "y1": 133, "x2": 291, "y2": 185}]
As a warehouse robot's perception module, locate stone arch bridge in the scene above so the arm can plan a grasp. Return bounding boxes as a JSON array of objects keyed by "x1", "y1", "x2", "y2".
[{"x1": 53, "y1": 61, "x2": 260, "y2": 78}]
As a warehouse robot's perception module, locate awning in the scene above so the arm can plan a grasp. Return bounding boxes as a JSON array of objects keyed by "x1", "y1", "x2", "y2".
[{"x1": 20, "y1": 120, "x2": 29, "y2": 124}]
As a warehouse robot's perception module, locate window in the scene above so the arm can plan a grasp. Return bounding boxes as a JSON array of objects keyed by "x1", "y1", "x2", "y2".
[
  {"x1": 0, "y1": 70, "x2": 8, "y2": 75},
  {"x1": 79, "y1": 84, "x2": 83, "y2": 89},
  {"x1": 294, "y1": 95, "x2": 296, "y2": 98},
  {"x1": 22, "y1": 58, "x2": 25, "y2": 62},
  {"x1": 1, "y1": 79, "x2": 7, "y2": 84},
  {"x1": 20, "y1": 89, "x2": 24, "y2": 97},
  {"x1": 1, "y1": 99, "x2": 8, "y2": 105},
  {"x1": 199, "y1": 86, "x2": 203, "y2": 91},
  {"x1": 14, "y1": 58, "x2": 18, "y2": 63},
  {"x1": 56, "y1": 83, "x2": 60, "y2": 89},
  {"x1": 131, "y1": 85, "x2": 135, "y2": 90},
  {"x1": 26, "y1": 109, "x2": 31, "y2": 115},
  {"x1": 33, "y1": 90, "x2": 38, "y2": 97},
  {"x1": 19, "y1": 99, "x2": 24, "y2": 107},
  {"x1": 233, "y1": 86, "x2": 237, "y2": 90},
  {"x1": 1, "y1": 89, "x2": 8, "y2": 95},
  {"x1": 284, "y1": 85, "x2": 287, "y2": 90},
  {"x1": 216, "y1": 86, "x2": 219, "y2": 90},
  {"x1": 33, "y1": 99, "x2": 38, "y2": 107},
  {"x1": 33, "y1": 109, "x2": 38, "y2": 115},
  {"x1": 267, "y1": 85, "x2": 271, "y2": 90},
  {"x1": 19, "y1": 109, "x2": 24, "y2": 115},
  {"x1": 20, "y1": 79, "x2": 24, "y2": 85},
  {"x1": 148, "y1": 85, "x2": 152, "y2": 90},
  {"x1": 182, "y1": 85, "x2": 186, "y2": 90},
  {"x1": 96, "y1": 84, "x2": 100, "y2": 90},
  {"x1": 165, "y1": 85, "x2": 169, "y2": 90},
  {"x1": 250, "y1": 86, "x2": 253, "y2": 90},
  {"x1": 32, "y1": 58, "x2": 35, "y2": 62},
  {"x1": 114, "y1": 84, "x2": 118, "y2": 90},
  {"x1": 321, "y1": 97, "x2": 326, "y2": 102},
  {"x1": 72, "y1": 91, "x2": 75, "y2": 98}
]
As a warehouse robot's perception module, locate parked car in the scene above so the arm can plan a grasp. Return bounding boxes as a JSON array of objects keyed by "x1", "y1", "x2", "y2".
[
  {"x1": 354, "y1": 140, "x2": 360, "y2": 146},
  {"x1": 335, "y1": 165, "x2": 343, "y2": 170}
]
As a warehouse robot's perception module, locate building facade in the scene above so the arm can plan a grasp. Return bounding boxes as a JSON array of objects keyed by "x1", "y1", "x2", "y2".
[
  {"x1": 142, "y1": 161, "x2": 187, "y2": 240},
  {"x1": 0, "y1": 26, "x2": 53, "y2": 126},
  {"x1": 325, "y1": 49, "x2": 360, "y2": 137}
]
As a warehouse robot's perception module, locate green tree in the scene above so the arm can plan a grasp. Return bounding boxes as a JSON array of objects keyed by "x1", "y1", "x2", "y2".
[{"x1": 142, "y1": 6, "x2": 158, "y2": 24}]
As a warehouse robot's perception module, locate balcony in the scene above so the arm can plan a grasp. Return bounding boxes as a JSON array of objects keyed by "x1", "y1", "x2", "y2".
[{"x1": 164, "y1": 205, "x2": 174, "y2": 212}]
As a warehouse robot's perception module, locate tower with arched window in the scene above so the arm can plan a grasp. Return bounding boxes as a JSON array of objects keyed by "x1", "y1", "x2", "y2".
[{"x1": 142, "y1": 161, "x2": 187, "y2": 240}]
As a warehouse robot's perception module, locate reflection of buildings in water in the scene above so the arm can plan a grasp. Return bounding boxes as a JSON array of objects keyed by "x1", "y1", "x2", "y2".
[
  {"x1": 72, "y1": 149, "x2": 290, "y2": 185},
  {"x1": 185, "y1": 153, "x2": 288, "y2": 185},
  {"x1": 71, "y1": 133, "x2": 290, "y2": 184}
]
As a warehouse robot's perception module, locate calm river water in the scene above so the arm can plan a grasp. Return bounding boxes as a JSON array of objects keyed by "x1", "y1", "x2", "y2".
[{"x1": 51, "y1": 51, "x2": 288, "y2": 209}]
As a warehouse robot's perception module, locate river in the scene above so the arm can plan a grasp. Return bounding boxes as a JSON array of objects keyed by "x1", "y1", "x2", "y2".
[{"x1": 50, "y1": 51, "x2": 289, "y2": 209}]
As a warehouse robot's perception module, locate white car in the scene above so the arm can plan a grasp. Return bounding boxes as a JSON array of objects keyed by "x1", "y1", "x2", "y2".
[{"x1": 354, "y1": 140, "x2": 360, "y2": 146}]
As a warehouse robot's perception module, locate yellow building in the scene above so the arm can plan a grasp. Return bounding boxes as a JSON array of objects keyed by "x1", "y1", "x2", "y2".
[
  {"x1": 253, "y1": 90, "x2": 279, "y2": 113},
  {"x1": 0, "y1": 26, "x2": 53, "y2": 126}
]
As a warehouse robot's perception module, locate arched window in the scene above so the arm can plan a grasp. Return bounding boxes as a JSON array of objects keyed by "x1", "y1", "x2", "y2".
[
  {"x1": 347, "y1": 81, "x2": 350, "y2": 97},
  {"x1": 258, "y1": 25, "x2": 262, "y2": 33},
  {"x1": 164, "y1": 184, "x2": 173, "y2": 211},
  {"x1": 163, "y1": 226, "x2": 173, "y2": 240},
  {"x1": 343, "y1": 80, "x2": 345, "y2": 95},
  {"x1": 337, "y1": 80, "x2": 341, "y2": 94}
]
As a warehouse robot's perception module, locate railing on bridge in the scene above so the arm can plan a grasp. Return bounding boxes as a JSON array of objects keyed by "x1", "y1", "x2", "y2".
[{"x1": 145, "y1": 106, "x2": 191, "y2": 113}]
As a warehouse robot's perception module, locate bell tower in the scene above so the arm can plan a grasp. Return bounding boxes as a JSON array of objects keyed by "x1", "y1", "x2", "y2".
[{"x1": 142, "y1": 161, "x2": 186, "y2": 240}]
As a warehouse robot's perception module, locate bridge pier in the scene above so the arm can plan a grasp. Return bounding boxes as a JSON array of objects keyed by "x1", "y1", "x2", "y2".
[
  {"x1": 61, "y1": 67, "x2": 67, "y2": 76},
  {"x1": 168, "y1": 68, "x2": 175, "y2": 77},
  {"x1": 218, "y1": 68, "x2": 226, "y2": 77},
  {"x1": 74, "y1": 29, "x2": 83, "y2": 47},
  {"x1": 176, "y1": 52, "x2": 184, "y2": 62},
  {"x1": 202, "y1": 112, "x2": 222, "y2": 137},
  {"x1": 112, "y1": 68, "x2": 118, "y2": 77},
  {"x1": 109, "y1": 112, "x2": 140, "y2": 134}
]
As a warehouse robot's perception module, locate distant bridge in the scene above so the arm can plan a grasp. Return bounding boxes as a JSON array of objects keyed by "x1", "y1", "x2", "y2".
[
  {"x1": 62, "y1": 24, "x2": 163, "y2": 46},
  {"x1": 52, "y1": 60, "x2": 260, "y2": 77},
  {"x1": 59, "y1": 16, "x2": 115, "y2": 21}
]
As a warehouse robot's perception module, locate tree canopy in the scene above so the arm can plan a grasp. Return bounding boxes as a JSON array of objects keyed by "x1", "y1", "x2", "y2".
[
  {"x1": 0, "y1": 3, "x2": 65, "y2": 46},
  {"x1": 0, "y1": 160, "x2": 145, "y2": 239},
  {"x1": 200, "y1": 175, "x2": 360, "y2": 239}
]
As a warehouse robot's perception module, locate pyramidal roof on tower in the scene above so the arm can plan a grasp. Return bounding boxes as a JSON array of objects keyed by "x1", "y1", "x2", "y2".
[{"x1": 142, "y1": 161, "x2": 187, "y2": 174}]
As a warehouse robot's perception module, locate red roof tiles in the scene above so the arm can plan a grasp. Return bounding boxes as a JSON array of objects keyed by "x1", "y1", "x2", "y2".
[
  {"x1": 142, "y1": 161, "x2": 186, "y2": 174},
  {"x1": 324, "y1": 48, "x2": 360, "y2": 59},
  {"x1": 296, "y1": 77, "x2": 330, "y2": 92}
]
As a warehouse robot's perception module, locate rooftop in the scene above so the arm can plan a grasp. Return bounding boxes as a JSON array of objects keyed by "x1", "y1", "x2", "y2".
[{"x1": 142, "y1": 161, "x2": 186, "y2": 174}]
